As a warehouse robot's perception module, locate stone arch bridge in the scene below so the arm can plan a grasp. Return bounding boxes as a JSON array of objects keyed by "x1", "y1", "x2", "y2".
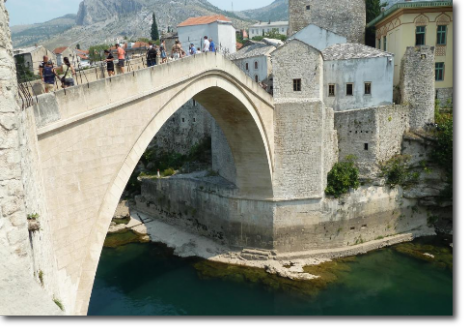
[{"x1": 31, "y1": 53, "x2": 283, "y2": 314}]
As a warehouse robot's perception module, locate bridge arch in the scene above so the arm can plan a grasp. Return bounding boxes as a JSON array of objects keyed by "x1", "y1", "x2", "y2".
[{"x1": 33, "y1": 53, "x2": 275, "y2": 314}]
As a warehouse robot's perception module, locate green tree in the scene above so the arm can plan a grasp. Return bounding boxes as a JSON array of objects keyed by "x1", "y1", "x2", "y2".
[
  {"x1": 365, "y1": 0, "x2": 388, "y2": 47},
  {"x1": 151, "y1": 13, "x2": 159, "y2": 41},
  {"x1": 88, "y1": 44, "x2": 110, "y2": 63},
  {"x1": 431, "y1": 111, "x2": 453, "y2": 201},
  {"x1": 325, "y1": 156, "x2": 360, "y2": 198}
]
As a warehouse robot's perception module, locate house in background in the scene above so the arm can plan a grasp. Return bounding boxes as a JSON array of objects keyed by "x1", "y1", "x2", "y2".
[
  {"x1": 249, "y1": 21, "x2": 289, "y2": 38},
  {"x1": 227, "y1": 39, "x2": 283, "y2": 94},
  {"x1": 288, "y1": 23, "x2": 347, "y2": 51},
  {"x1": 367, "y1": 0, "x2": 453, "y2": 103},
  {"x1": 177, "y1": 15, "x2": 237, "y2": 54},
  {"x1": 74, "y1": 49, "x2": 90, "y2": 68},
  {"x1": 53, "y1": 46, "x2": 75, "y2": 66},
  {"x1": 13, "y1": 45, "x2": 56, "y2": 75}
]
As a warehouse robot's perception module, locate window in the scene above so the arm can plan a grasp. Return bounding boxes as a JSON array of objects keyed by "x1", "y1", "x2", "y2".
[
  {"x1": 378, "y1": 38, "x2": 381, "y2": 50},
  {"x1": 346, "y1": 83, "x2": 353, "y2": 96},
  {"x1": 245, "y1": 63, "x2": 249, "y2": 71},
  {"x1": 192, "y1": 99, "x2": 196, "y2": 107},
  {"x1": 306, "y1": 5, "x2": 311, "y2": 10},
  {"x1": 293, "y1": 79, "x2": 301, "y2": 92},
  {"x1": 364, "y1": 143, "x2": 369, "y2": 151},
  {"x1": 435, "y1": 62, "x2": 445, "y2": 81},
  {"x1": 437, "y1": 25, "x2": 447, "y2": 45},
  {"x1": 182, "y1": 118, "x2": 185, "y2": 123},
  {"x1": 416, "y1": 26, "x2": 426, "y2": 46},
  {"x1": 282, "y1": 28, "x2": 285, "y2": 32},
  {"x1": 193, "y1": 118, "x2": 196, "y2": 123},
  {"x1": 364, "y1": 82, "x2": 372, "y2": 95},
  {"x1": 255, "y1": 75, "x2": 259, "y2": 83},
  {"x1": 383, "y1": 36, "x2": 387, "y2": 51},
  {"x1": 255, "y1": 61, "x2": 258, "y2": 69},
  {"x1": 328, "y1": 84, "x2": 335, "y2": 97}
]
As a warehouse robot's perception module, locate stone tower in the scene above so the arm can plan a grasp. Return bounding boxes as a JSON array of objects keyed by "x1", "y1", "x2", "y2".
[
  {"x1": 289, "y1": 0, "x2": 366, "y2": 44},
  {"x1": 400, "y1": 46, "x2": 436, "y2": 130}
]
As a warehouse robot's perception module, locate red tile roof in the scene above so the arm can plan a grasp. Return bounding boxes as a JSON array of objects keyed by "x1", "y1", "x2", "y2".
[
  {"x1": 76, "y1": 53, "x2": 88, "y2": 60},
  {"x1": 53, "y1": 46, "x2": 68, "y2": 54},
  {"x1": 76, "y1": 49, "x2": 89, "y2": 54},
  {"x1": 178, "y1": 15, "x2": 231, "y2": 27}
]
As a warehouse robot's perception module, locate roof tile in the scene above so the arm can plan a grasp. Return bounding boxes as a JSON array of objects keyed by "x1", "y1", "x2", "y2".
[{"x1": 178, "y1": 15, "x2": 231, "y2": 27}]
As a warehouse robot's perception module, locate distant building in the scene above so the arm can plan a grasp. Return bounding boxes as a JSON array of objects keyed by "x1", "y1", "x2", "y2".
[
  {"x1": 74, "y1": 49, "x2": 90, "y2": 68},
  {"x1": 367, "y1": 0, "x2": 453, "y2": 102},
  {"x1": 249, "y1": 21, "x2": 289, "y2": 38},
  {"x1": 53, "y1": 46, "x2": 75, "y2": 66},
  {"x1": 177, "y1": 15, "x2": 237, "y2": 54},
  {"x1": 227, "y1": 39, "x2": 282, "y2": 93},
  {"x1": 13, "y1": 45, "x2": 56, "y2": 75}
]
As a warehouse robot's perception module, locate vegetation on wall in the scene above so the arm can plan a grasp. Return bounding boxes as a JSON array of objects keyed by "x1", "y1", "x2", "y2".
[
  {"x1": 88, "y1": 44, "x2": 111, "y2": 63},
  {"x1": 430, "y1": 106, "x2": 453, "y2": 201},
  {"x1": 15, "y1": 55, "x2": 40, "y2": 83},
  {"x1": 379, "y1": 154, "x2": 420, "y2": 188},
  {"x1": 252, "y1": 28, "x2": 287, "y2": 42},
  {"x1": 325, "y1": 155, "x2": 360, "y2": 198},
  {"x1": 365, "y1": 0, "x2": 388, "y2": 46}
]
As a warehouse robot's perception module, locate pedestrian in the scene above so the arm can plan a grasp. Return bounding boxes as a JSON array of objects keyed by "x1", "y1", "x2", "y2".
[
  {"x1": 43, "y1": 60, "x2": 58, "y2": 93},
  {"x1": 171, "y1": 40, "x2": 182, "y2": 59},
  {"x1": 103, "y1": 50, "x2": 115, "y2": 76},
  {"x1": 189, "y1": 43, "x2": 197, "y2": 55},
  {"x1": 209, "y1": 38, "x2": 216, "y2": 52},
  {"x1": 147, "y1": 43, "x2": 157, "y2": 67},
  {"x1": 115, "y1": 43, "x2": 126, "y2": 74},
  {"x1": 160, "y1": 39, "x2": 167, "y2": 64},
  {"x1": 203, "y1": 36, "x2": 210, "y2": 52},
  {"x1": 59, "y1": 57, "x2": 76, "y2": 88},
  {"x1": 196, "y1": 47, "x2": 201, "y2": 54},
  {"x1": 39, "y1": 55, "x2": 49, "y2": 82}
]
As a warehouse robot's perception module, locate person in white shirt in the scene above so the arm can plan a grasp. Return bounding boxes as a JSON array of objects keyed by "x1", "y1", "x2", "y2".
[{"x1": 203, "y1": 36, "x2": 210, "y2": 52}]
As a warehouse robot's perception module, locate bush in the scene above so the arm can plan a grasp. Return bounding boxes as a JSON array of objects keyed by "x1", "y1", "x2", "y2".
[
  {"x1": 379, "y1": 155, "x2": 420, "y2": 188},
  {"x1": 325, "y1": 156, "x2": 360, "y2": 198},
  {"x1": 431, "y1": 111, "x2": 453, "y2": 201},
  {"x1": 162, "y1": 168, "x2": 175, "y2": 177}
]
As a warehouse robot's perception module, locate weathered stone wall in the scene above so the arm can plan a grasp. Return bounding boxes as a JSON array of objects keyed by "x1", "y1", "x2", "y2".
[
  {"x1": 288, "y1": 0, "x2": 366, "y2": 44},
  {"x1": 400, "y1": 46, "x2": 435, "y2": 130},
  {"x1": 211, "y1": 118, "x2": 237, "y2": 184},
  {"x1": 436, "y1": 87, "x2": 453, "y2": 106},
  {"x1": 0, "y1": 0, "x2": 62, "y2": 315},
  {"x1": 272, "y1": 39, "x2": 323, "y2": 100},
  {"x1": 150, "y1": 100, "x2": 212, "y2": 155},
  {"x1": 136, "y1": 177, "x2": 435, "y2": 254},
  {"x1": 334, "y1": 105, "x2": 409, "y2": 176}
]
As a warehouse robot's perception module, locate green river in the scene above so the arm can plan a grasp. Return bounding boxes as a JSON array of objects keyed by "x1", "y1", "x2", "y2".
[{"x1": 88, "y1": 236, "x2": 453, "y2": 316}]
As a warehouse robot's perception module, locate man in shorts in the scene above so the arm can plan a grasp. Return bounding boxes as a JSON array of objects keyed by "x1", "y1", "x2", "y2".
[
  {"x1": 203, "y1": 36, "x2": 210, "y2": 52},
  {"x1": 42, "y1": 61, "x2": 58, "y2": 93},
  {"x1": 115, "y1": 43, "x2": 126, "y2": 74}
]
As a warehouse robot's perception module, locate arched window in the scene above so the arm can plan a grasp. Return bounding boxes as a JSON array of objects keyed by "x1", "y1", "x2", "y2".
[{"x1": 255, "y1": 61, "x2": 258, "y2": 69}]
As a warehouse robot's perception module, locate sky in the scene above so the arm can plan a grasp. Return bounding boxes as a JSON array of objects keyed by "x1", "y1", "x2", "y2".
[{"x1": 5, "y1": 0, "x2": 275, "y2": 26}]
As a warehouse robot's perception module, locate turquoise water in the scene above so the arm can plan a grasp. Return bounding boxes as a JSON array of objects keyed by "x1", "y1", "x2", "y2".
[{"x1": 88, "y1": 238, "x2": 453, "y2": 316}]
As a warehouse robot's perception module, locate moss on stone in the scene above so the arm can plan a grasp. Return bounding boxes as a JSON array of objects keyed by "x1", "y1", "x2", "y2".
[
  {"x1": 104, "y1": 230, "x2": 149, "y2": 248},
  {"x1": 193, "y1": 257, "x2": 356, "y2": 298},
  {"x1": 392, "y1": 239, "x2": 453, "y2": 270}
]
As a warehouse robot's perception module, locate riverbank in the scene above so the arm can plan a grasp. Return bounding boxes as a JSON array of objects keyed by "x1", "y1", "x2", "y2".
[{"x1": 107, "y1": 202, "x2": 445, "y2": 281}]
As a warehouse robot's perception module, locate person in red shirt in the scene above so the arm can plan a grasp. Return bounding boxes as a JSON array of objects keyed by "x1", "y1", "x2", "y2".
[{"x1": 115, "y1": 43, "x2": 126, "y2": 74}]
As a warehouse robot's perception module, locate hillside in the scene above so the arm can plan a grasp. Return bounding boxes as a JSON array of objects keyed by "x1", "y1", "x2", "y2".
[{"x1": 236, "y1": 0, "x2": 288, "y2": 22}]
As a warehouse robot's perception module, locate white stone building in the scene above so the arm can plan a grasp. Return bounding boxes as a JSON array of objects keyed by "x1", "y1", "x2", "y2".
[
  {"x1": 53, "y1": 46, "x2": 75, "y2": 66},
  {"x1": 13, "y1": 45, "x2": 56, "y2": 76},
  {"x1": 249, "y1": 21, "x2": 289, "y2": 38},
  {"x1": 227, "y1": 39, "x2": 282, "y2": 93},
  {"x1": 177, "y1": 15, "x2": 237, "y2": 55}
]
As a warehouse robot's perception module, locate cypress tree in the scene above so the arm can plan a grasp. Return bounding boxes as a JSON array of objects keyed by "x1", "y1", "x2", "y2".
[{"x1": 151, "y1": 13, "x2": 159, "y2": 41}]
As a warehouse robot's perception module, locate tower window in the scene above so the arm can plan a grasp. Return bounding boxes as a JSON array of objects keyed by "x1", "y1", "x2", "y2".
[
  {"x1": 364, "y1": 82, "x2": 372, "y2": 95},
  {"x1": 328, "y1": 84, "x2": 335, "y2": 97},
  {"x1": 193, "y1": 117, "x2": 196, "y2": 123},
  {"x1": 293, "y1": 79, "x2": 301, "y2": 92},
  {"x1": 192, "y1": 99, "x2": 196, "y2": 107},
  {"x1": 255, "y1": 61, "x2": 258, "y2": 69},
  {"x1": 346, "y1": 83, "x2": 353, "y2": 96},
  {"x1": 416, "y1": 26, "x2": 426, "y2": 46},
  {"x1": 306, "y1": 5, "x2": 311, "y2": 10},
  {"x1": 245, "y1": 63, "x2": 249, "y2": 70},
  {"x1": 364, "y1": 143, "x2": 369, "y2": 151},
  {"x1": 182, "y1": 118, "x2": 185, "y2": 123}
]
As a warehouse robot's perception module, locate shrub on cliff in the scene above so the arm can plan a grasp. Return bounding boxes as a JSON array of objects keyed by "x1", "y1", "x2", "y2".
[
  {"x1": 431, "y1": 110, "x2": 453, "y2": 201},
  {"x1": 379, "y1": 154, "x2": 420, "y2": 188},
  {"x1": 325, "y1": 156, "x2": 360, "y2": 198}
]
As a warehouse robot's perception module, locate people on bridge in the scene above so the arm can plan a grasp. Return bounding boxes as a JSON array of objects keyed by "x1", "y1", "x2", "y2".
[
  {"x1": 115, "y1": 43, "x2": 126, "y2": 74},
  {"x1": 39, "y1": 55, "x2": 49, "y2": 81},
  {"x1": 147, "y1": 43, "x2": 157, "y2": 67},
  {"x1": 189, "y1": 43, "x2": 197, "y2": 56},
  {"x1": 160, "y1": 40, "x2": 167, "y2": 64},
  {"x1": 171, "y1": 40, "x2": 183, "y2": 60},
  {"x1": 60, "y1": 57, "x2": 76, "y2": 88},
  {"x1": 203, "y1": 36, "x2": 210, "y2": 52},
  {"x1": 209, "y1": 38, "x2": 216, "y2": 52},
  {"x1": 43, "y1": 60, "x2": 59, "y2": 93},
  {"x1": 103, "y1": 50, "x2": 115, "y2": 76}
]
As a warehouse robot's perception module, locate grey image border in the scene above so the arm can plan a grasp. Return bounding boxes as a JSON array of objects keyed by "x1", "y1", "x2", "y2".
[{"x1": 0, "y1": 0, "x2": 460, "y2": 326}]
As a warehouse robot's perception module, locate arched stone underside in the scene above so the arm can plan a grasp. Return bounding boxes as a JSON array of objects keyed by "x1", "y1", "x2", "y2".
[{"x1": 33, "y1": 54, "x2": 275, "y2": 315}]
